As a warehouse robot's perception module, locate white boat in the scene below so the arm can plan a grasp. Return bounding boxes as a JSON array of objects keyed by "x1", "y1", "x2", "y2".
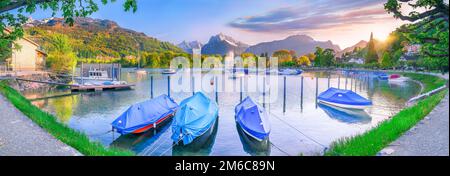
[
  {"x1": 388, "y1": 74, "x2": 408, "y2": 83},
  {"x1": 75, "y1": 68, "x2": 113, "y2": 81},
  {"x1": 162, "y1": 69, "x2": 177, "y2": 74}
]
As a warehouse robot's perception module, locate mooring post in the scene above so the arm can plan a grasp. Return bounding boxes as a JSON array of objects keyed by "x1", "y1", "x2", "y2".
[
  {"x1": 263, "y1": 76, "x2": 266, "y2": 108},
  {"x1": 283, "y1": 76, "x2": 286, "y2": 113},
  {"x1": 150, "y1": 76, "x2": 154, "y2": 98},
  {"x1": 315, "y1": 76, "x2": 319, "y2": 107},
  {"x1": 167, "y1": 76, "x2": 171, "y2": 98},
  {"x1": 301, "y1": 76, "x2": 304, "y2": 109},
  {"x1": 240, "y1": 77, "x2": 243, "y2": 102},
  {"x1": 215, "y1": 76, "x2": 218, "y2": 103},
  {"x1": 328, "y1": 75, "x2": 330, "y2": 88},
  {"x1": 192, "y1": 77, "x2": 195, "y2": 95},
  {"x1": 338, "y1": 75, "x2": 340, "y2": 89}
]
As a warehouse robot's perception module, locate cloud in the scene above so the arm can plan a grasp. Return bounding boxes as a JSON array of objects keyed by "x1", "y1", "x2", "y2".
[{"x1": 229, "y1": 0, "x2": 390, "y2": 32}]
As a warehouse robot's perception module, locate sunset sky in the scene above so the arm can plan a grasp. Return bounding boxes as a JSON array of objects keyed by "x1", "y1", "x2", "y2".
[{"x1": 24, "y1": 0, "x2": 408, "y2": 49}]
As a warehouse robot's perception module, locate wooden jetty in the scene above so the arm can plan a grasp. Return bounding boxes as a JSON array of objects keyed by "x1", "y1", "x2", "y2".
[
  {"x1": 15, "y1": 78, "x2": 134, "y2": 92},
  {"x1": 71, "y1": 84, "x2": 134, "y2": 92}
]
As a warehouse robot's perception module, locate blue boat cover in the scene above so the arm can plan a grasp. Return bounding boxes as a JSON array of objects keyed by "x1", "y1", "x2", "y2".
[
  {"x1": 235, "y1": 97, "x2": 271, "y2": 140},
  {"x1": 171, "y1": 92, "x2": 219, "y2": 145},
  {"x1": 318, "y1": 88, "x2": 372, "y2": 106},
  {"x1": 112, "y1": 94, "x2": 178, "y2": 134}
]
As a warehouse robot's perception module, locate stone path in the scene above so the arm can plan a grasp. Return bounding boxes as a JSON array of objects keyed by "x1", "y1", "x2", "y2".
[{"x1": 0, "y1": 94, "x2": 81, "y2": 156}]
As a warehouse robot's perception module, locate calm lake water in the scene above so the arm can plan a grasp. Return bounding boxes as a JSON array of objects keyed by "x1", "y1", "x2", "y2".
[{"x1": 22, "y1": 69, "x2": 421, "y2": 156}]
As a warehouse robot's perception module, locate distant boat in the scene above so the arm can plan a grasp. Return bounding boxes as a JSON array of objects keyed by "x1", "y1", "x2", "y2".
[
  {"x1": 235, "y1": 96, "x2": 271, "y2": 142},
  {"x1": 318, "y1": 88, "x2": 372, "y2": 110},
  {"x1": 136, "y1": 69, "x2": 147, "y2": 74},
  {"x1": 376, "y1": 73, "x2": 389, "y2": 80},
  {"x1": 162, "y1": 69, "x2": 177, "y2": 74},
  {"x1": 278, "y1": 68, "x2": 302, "y2": 75},
  {"x1": 388, "y1": 74, "x2": 408, "y2": 83},
  {"x1": 318, "y1": 103, "x2": 371, "y2": 124},
  {"x1": 171, "y1": 92, "x2": 219, "y2": 145},
  {"x1": 265, "y1": 69, "x2": 278, "y2": 75},
  {"x1": 112, "y1": 94, "x2": 178, "y2": 135}
]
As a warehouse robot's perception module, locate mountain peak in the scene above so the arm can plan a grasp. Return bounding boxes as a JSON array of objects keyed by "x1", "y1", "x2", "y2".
[{"x1": 202, "y1": 33, "x2": 248, "y2": 55}]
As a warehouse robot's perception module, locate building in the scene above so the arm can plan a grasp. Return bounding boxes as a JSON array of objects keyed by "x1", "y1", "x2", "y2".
[
  {"x1": 348, "y1": 58, "x2": 365, "y2": 64},
  {"x1": 4, "y1": 28, "x2": 47, "y2": 71}
]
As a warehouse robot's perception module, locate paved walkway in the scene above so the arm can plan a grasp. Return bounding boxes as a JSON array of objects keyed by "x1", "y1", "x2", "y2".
[
  {"x1": 0, "y1": 94, "x2": 81, "y2": 156},
  {"x1": 380, "y1": 73, "x2": 449, "y2": 156}
]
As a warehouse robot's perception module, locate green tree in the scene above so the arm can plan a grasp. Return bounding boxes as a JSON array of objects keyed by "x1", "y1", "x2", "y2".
[
  {"x1": 46, "y1": 34, "x2": 77, "y2": 74},
  {"x1": 365, "y1": 32, "x2": 379, "y2": 64},
  {"x1": 380, "y1": 52, "x2": 393, "y2": 68},
  {"x1": 384, "y1": 0, "x2": 449, "y2": 73},
  {"x1": 314, "y1": 47, "x2": 335, "y2": 67}
]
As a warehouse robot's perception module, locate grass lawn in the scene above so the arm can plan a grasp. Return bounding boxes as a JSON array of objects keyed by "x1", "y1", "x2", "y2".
[
  {"x1": 0, "y1": 81, "x2": 134, "y2": 156},
  {"x1": 325, "y1": 73, "x2": 447, "y2": 156}
]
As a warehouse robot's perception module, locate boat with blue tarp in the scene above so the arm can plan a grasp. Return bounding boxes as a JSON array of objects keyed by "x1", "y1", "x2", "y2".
[
  {"x1": 171, "y1": 92, "x2": 219, "y2": 145},
  {"x1": 318, "y1": 88, "x2": 372, "y2": 110},
  {"x1": 235, "y1": 96, "x2": 271, "y2": 141},
  {"x1": 112, "y1": 94, "x2": 178, "y2": 135}
]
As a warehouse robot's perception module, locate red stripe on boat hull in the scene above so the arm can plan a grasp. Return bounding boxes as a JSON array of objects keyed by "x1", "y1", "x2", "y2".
[{"x1": 131, "y1": 114, "x2": 174, "y2": 134}]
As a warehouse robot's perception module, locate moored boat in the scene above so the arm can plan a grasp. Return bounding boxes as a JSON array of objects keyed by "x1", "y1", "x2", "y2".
[
  {"x1": 162, "y1": 69, "x2": 177, "y2": 74},
  {"x1": 318, "y1": 88, "x2": 372, "y2": 110},
  {"x1": 112, "y1": 94, "x2": 178, "y2": 135},
  {"x1": 171, "y1": 92, "x2": 219, "y2": 145},
  {"x1": 235, "y1": 96, "x2": 271, "y2": 141},
  {"x1": 388, "y1": 74, "x2": 408, "y2": 83},
  {"x1": 278, "y1": 68, "x2": 303, "y2": 75}
]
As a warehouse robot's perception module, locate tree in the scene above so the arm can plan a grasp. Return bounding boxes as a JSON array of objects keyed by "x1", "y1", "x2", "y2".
[
  {"x1": 46, "y1": 34, "x2": 76, "y2": 74},
  {"x1": 384, "y1": 0, "x2": 449, "y2": 73},
  {"x1": 380, "y1": 52, "x2": 393, "y2": 68},
  {"x1": 1, "y1": 0, "x2": 137, "y2": 62},
  {"x1": 272, "y1": 49, "x2": 293, "y2": 64},
  {"x1": 314, "y1": 47, "x2": 335, "y2": 67},
  {"x1": 297, "y1": 55, "x2": 311, "y2": 66},
  {"x1": 365, "y1": 32, "x2": 379, "y2": 64}
]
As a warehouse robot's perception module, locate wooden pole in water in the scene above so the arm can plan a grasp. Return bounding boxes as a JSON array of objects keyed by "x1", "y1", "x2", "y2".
[
  {"x1": 192, "y1": 77, "x2": 195, "y2": 95},
  {"x1": 300, "y1": 76, "x2": 304, "y2": 109},
  {"x1": 240, "y1": 77, "x2": 243, "y2": 102},
  {"x1": 150, "y1": 76, "x2": 154, "y2": 99},
  {"x1": 168, "y1": 76, "x2": 171, "y2": 98},
  {"x1": 315, "y1": 76, "x2": 319, "y2": 107},
  {"x1": 81, "y1": 62, "x2": 84, "y2": 85},
  {"x1": 350, "y1": 76, "x2": 353, "y2": 91},
  {"x1": 283, "y1": 76, "x2": 286, "y2": 113},
  {"x1": 215, "y1": 76, "x2": 218, "y2": 103},
  {"x1": 338, "y1": 75, "x2": 340, "y2": 89},
  {"x1": 328, "y1": 75, "x2": 330, "y2": 88},
  {"x1": 263, "y1": 76, "x2": 266, "y2": 108}
]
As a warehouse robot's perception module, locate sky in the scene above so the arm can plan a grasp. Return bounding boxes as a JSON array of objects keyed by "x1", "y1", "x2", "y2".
[{"x1": 20, "y1": 0, "x2": 408, "y2": 49}]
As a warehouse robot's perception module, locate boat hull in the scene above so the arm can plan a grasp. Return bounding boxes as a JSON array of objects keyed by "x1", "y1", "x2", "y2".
[
  {"x1": 131, "y1": 114, "x2": 174, "y2": 134},
  {"x1": 236, "y1": 123, "x2": 270, "y2": 155},
  {"x1": 318, "y1": 100, "x2": 371, "y2": 110}
]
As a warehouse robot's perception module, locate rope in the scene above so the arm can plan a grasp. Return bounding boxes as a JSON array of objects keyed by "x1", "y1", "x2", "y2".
[
  {"x1": 269, "y1": 141, "x2": 290, "y2": 156},
  {"x1": 159, "y1": 137, "x2": 184, "y2": 156},
  {"x1": 140, "y1": 132, "x2": 173, "y2": 156}
]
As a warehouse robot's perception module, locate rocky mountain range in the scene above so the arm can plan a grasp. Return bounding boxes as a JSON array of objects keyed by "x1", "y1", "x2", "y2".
[
  {"x1": 245, "y1": 35, "x2": 341, "y2": 56},
  {"x1": 201, "y1": 33, "x2": 249, "y2": 55},
  {"x1": 337, "y1": 40, "x2": 368, "y2": 57},
  {"x1": 177, "y1": 40, "x2": 203, "y2": 54}
]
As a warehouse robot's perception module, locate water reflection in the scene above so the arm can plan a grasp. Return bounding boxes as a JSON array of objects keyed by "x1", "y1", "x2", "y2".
[
  {"x1": 236, "y1": 123, "x2": 271, "y2": 156},
  {"x1": 172, "y1": 119, "x2": 219, "y2": 156},
  {"x1": 318, "y1": 103, "x2": 371, "y2": 124}
]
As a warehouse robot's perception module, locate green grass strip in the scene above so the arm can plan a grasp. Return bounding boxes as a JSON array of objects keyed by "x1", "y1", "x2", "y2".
[
  {"x1": 0, "y1": 81, "x2": 134, "y2": 156},
  {"x1": 325, "y1": 73, "x2": 447, "y2": 156}
]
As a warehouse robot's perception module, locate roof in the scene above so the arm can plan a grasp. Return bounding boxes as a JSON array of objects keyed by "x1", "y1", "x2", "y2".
[{"x1": 4, "y1": 28, "x2": 41, "y2": 47}]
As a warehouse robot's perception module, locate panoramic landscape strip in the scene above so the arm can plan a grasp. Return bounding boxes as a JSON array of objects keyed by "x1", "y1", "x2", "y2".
[{"x1": 0, "y1": 0, "x2": 448, "y2": 157}]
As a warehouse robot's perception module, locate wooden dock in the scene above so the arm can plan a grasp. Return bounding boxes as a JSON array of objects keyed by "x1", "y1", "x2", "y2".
[
  {"x1": 71, "y1": 84, "x2": 134, "y2": 92},
  {"x1": 15, "y1": 78, "x2": 134, "y2": 92}
]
